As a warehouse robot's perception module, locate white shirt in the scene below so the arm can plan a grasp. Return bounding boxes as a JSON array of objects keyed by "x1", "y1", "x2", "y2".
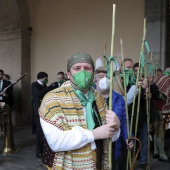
[
  {"x1": 0, "y1": 80, "x2": 3, "y2": 100},
  {"x1": 126, "y1": 85, "x2": 139, "y2": 105},
  {"x1": 37, "y1": 80, "x2": 43, "y2": 85},
  {"x1": 40, "y1": 109, "x2": 120, "y2": 152}
]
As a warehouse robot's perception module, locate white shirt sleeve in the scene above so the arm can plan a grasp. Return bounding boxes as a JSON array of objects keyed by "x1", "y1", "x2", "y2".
[
  {"x1": 40, "y1": 117, "x2": 121, "y2": 152},
  {"x1": 40, "y1": 118, "x2": 94, "y2": 152},
  {"x1": 112, "y1": 128, "x2": 121, "y2": 142},
  {"x1": 127, "y1": 85, "x2": 139, "y2": 105}
]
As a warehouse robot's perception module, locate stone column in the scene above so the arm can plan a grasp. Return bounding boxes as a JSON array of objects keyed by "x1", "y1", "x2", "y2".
[
  {"x1": 0, "y1": 0, "x2": 31, "y2": 127},
  {"x1": 0, "y1": 30, "x2": 31, "y2": 127},
  {"x1": 145, "y1": 0, "x2": 167, "y2": 69}
]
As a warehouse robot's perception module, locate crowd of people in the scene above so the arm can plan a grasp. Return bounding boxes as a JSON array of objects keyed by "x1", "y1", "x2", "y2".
[
  {"x1": 1, "y1": 52, "x2": 169, "y2": 170},
  {"x1": 30, "y1": 53, "x2": 170, "y2": 170}
]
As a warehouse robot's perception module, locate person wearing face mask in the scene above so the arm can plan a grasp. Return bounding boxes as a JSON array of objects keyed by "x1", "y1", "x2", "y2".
[
  {"x1": 94, "y1": 65, "x2": 133, "y2": 170},
  {"x1": 46, "y1": 72, "x2": 66, "y2": 93},
  {"x1": 39, "y1": 53, "x2": 121, "y2": 170},
  {"x1": 57, "y1": 71, "x2": 66, "y2": 86},
  {"x1": 31, "y1": 71, "x2": 49, "y2": 159},
  {"x1": 123, "y1": 59, "x2": 160, "y2": 169}
]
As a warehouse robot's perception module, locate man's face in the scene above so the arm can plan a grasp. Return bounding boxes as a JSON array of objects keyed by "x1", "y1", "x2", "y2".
[
  {"x1": 124, "y1": 60, "x2": 133, "y2": 70},
  {"x1": 0, "y1": 72, "x2": 3, "y2": 80},
  {"x1": 3, "y1": 75, "x2": 7, "y2": 80},
  {"x1": 134, "y1": 67, "x2": 138, "y2": 74},
  {"x1": 57, "y1": 74, "x2": 64, "y2": 80},
  {"x1": 67, "y1": 62, "x2": 93, "y2": 82},
  {"x1": 95, "y1": 72, "x2": 107, "y2": 86},
  {"x1": 157, "y1": 71, "x2": 162, "y2": 76}
]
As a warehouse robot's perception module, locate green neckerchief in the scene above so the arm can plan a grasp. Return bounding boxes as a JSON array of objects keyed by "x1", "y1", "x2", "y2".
[
  {"x1": 72, "y1": 87, "x2": 101, "y2": 130},
  {"x1": 103, "y1": 55, "x2": 119, "y2": 78},
  {"x1": 163, "y1": 71, "x2": 170, "y2": 76}
]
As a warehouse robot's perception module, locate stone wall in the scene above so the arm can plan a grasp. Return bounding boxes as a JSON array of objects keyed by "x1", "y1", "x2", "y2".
[{"x1": 0, "y1": 0, "x2": 31, "y2": 127}]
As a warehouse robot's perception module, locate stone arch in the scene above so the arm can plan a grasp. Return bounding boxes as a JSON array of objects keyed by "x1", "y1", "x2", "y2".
[{"x1": 0, "y1": 0, "x2": 31, "y2": 127}]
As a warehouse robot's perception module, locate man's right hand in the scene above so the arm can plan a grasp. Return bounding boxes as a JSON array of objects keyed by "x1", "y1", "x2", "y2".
[{"x1": 91, "y1": 124, "x2": 116, "y2": 140}]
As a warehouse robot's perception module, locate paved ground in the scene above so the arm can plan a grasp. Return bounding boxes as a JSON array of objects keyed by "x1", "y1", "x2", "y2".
[
  {"x1": 0, "y1": 125, "x2": 169, "y2": 170},
  {"x1": 0, "y1": 126, "x2": 46, "y2": 170}
]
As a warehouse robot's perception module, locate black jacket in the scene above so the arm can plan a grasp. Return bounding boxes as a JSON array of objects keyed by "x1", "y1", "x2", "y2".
[
  {"x1": 127, "y1": 83, "x2": 159, "y2": 133},
  {"x1": 0, "y1": 79, "x2": 13, "y2": 108},
  {"x1": 31, "y1": 81, "x2": 59, "y2": 116},
  {"x1": 31, "y1": 81, "x2": 48, "y2": 117}
]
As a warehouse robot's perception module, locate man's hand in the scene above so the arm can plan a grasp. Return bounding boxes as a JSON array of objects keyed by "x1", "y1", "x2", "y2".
[
  {"x1": 126, "y1": 139, "x2": 134, "y2": 150},
  {"x1": 137, "y1": 80, "x2": 143, "y2": 88},
  {"x1": 105, "y1": 110, "x2": 120, "y2": 131},
  {"x1": 92, "y1": 124, "x2": 116, "y2": 140},
  {"x1": 3, "y1": 93, "x2": 8, "y2": 97},
  {"x1": 137, "y1": 77, "x2": 144, "y2": 88},
  {"x1": 142, "y1": 78, "x2": 148, "y2": 89},
  {"x1": 92, "y1": 110, "x2": 120, "y2": 140}
]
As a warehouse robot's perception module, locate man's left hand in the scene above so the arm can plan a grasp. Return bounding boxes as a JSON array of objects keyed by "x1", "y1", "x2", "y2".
[{"x1": 126, "y1": 139, "x2": 134, "y2": 150}]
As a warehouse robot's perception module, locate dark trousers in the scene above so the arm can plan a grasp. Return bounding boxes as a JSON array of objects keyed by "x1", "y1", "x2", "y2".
[
  {"x1": 35, "y1": 116, "x2": 43, "y2": 156},
  {"x1": 112, "y1": 141, "x2": 127, "y2": 170}
]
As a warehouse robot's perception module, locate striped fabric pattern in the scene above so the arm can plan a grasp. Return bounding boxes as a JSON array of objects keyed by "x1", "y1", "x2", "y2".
[
  {"x1": 154, "y1": 75, "x2": 170, "y2": 114},
  {"x1": 39, "y1": 81, "x2": 109, "y2": 170}
]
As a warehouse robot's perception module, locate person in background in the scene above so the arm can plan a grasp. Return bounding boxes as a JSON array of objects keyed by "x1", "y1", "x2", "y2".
[
  {"x1": 94, "y1": 65, "x2": 133, "y2": 170},
  {"x1": 157, "y1": 69, "x2": 163, "y2": 77},
  {"x1": 3, "y1": 74, "x2": 10, "y2": 81},
  {"x1": 57, "y1": 71, "x2": 66, "y2": 87},
  {"x1": 0, "y1": 70, "x2": 13, "y2": 108},
  {"x1": 31, "y1": 72, "x2": 49, "y2": 159},
  {"x1": 153, "y1": 67, "x2": 170, "y2": 162},
  {"x1": 123, "y1": 59, "x2": 159, "y2": 169},
  {"x1": 45, "y1": 71, "x2": 66, "y2": 92}
]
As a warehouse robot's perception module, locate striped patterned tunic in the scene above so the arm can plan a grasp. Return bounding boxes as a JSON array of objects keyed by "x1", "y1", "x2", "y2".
[
  {"x1": 154, "y1": 75, "x2": 170, "y2": 114},
  {"x1": 39, "y1": 81, "x2": 109, "y2": 170}
]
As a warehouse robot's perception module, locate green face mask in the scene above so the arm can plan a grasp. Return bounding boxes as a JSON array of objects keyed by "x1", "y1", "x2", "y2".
[
  {"x1": 58, "y1": 79, "x2": 64, "y2": 84},
  {"x1": 43, "y1": 78, "x2": 48, "y2": 85},
  {"x1": 72, "y1": 70, "x2": 93, "y2": 90}
]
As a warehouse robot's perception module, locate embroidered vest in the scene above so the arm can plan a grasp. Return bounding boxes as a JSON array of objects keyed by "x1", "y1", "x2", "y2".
[{"x1": 39, "y1": 81, "x2": 109, "y2": 170}]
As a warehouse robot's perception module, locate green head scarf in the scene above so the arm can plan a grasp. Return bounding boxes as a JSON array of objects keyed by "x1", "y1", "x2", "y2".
[{"x1": 67, "y1": 53, "x2": 95, "y2": 72}]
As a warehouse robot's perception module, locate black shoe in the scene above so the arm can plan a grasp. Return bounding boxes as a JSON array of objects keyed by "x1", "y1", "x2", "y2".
[
  {"x1": 153, "y1": 154, "x2": 159, "y2": 159},
  {"x1": 139, "y1": 163, "x2": 147, "y2": 169},
  {"x1": 36, "y1": 154, "x2": 42, "y2": 159},
  {"x1": 159, "y1": 157, "x2": 169, "y2": 162}
]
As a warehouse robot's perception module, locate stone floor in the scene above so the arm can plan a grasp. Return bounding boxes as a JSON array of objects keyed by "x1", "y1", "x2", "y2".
[
  {"x1": 0, "y1": 126, "x2": 46, "y2": 170},
  {"x1": 0, "y1": 126, "x2": 169, "y2": 170}
]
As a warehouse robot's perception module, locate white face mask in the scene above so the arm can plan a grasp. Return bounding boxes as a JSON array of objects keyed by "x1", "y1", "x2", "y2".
[{"x1": 98, "y1": 77, "x2": 110, "y2": 91}]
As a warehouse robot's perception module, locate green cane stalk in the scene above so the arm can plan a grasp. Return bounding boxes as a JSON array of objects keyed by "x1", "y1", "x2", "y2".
[
  {"x1": 130, "y1": 18, "x2": 146, "y2": 136},
  {"x1": 108, "y1": 4, "x2": 116, "y2": 170},
  {"x1": 120, "y1": 38, "x2": 131, "y2": 170},
  {"x1": 130, "y1": 20, "x2": 146, "y2": 165}
]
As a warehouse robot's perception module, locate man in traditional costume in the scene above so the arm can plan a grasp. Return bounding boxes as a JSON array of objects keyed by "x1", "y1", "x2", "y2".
[
  {"x1": 39, "y1": 53, "x2": 120, "y2": 170},
  {"x1": 153, "y1": 67, "x2": 170, "y2": 162}
]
